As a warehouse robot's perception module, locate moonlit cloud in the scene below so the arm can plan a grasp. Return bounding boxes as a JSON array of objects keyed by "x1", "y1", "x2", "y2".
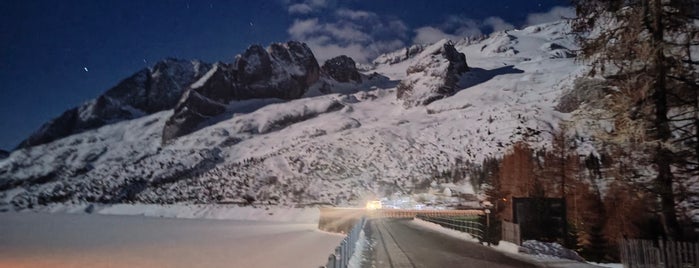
[
  {"x1": 288, "y1": 18, "x2": 322, "y2": 39},
  {"x1": 526, "y1": 6, "x2": 575, "y2": 26},
  {"x1": 412, "y1": 15, "x2": 517, "y2": 44},
  {"x1": 286, "y1": 8, "x2": 408, "y2": 63},
  {"x1": 413, "y1": 26, "x2": 463, "y2": 44},
  {"x1": 288, "y1": 4, "x2": 313, "y2": 14},
  {"x1": 285, "y1": 2, "x2": 542, "y2": 63},
  {"x1": 413, "y1": 15, "x2": 514, "y2": 44},
  {"x1": 335, "y1": 9, "x2": 375, "y2": 20},
  {"x1": 286, "y1": 0, "x2": 328, "y2": 14},
  {"x1": 324, "y1": 23, "x2": 372, "y2": 43},
  {"x1": 483, "y1": 17, "x2": 514, "y2": 32}
]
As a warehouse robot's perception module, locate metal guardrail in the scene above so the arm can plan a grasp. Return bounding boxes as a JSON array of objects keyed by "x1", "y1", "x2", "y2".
[
  {"x1": 323, "y1": 217, "x2": 366, "y2": 268},
  {"x1": 416, "y1": 214, "x2": 484, "y2": 241}
]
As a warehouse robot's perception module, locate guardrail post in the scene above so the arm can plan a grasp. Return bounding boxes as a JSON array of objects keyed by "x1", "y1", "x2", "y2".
[
  {"x1": 343, "y1": 239, "x2": 348, "y2": 267},
  {"x1": 327, "y1": 217, "x2": 366, "y2": 268},
  {"x1": 335, "y1": 246, "x2": 342, "y2": 268},
  {"x1": 326, "y1": 253, "x2": 336, "y2": 268}
]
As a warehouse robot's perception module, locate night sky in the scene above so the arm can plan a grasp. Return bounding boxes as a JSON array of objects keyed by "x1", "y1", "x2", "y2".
[{"x1": 0, "y1": 0, "x2": 572, "y2": 150}]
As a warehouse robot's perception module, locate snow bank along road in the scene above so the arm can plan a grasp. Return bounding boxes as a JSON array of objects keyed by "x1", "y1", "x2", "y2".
[
  {"x1": 367, "y1": 218, "x2": 536, "y2": 268},
  {"x1": 0, "y1": 212, "x2": 344, "y2": 268}
]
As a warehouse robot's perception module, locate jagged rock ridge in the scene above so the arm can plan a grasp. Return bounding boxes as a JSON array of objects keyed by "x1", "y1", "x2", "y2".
[
  {"x1": 372, "y1": 44, "x2": 427, "y2": 66},
  {"x1": 321, "y1": 55, "x2": 361, "y2": 83},
  {"x1": 396, "y1": 40, "x2": 469, "y2": 107},
  {"x1": 162, "y1": 41, "x2": 321, "y2": 142}
]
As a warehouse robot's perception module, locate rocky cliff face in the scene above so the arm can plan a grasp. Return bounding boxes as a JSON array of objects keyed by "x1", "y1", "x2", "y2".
[
  {"x1": 396, "y1": 40, "x2": 469, "y2": 107},
  {"x1": 321, "y1": 55, "x2": 361, "y2": 83},
  {"x1": 162, "y1": 41, "x2": 320, "y2": 142},
  {"x1": 0, "y1": 149, "x2": 8, "y2": 159},
  {"x1": 372, "y1": 44, "x2": 427, "y2": 66},
  {"x1": 18, "y1": 59, "x2": 211, "y2": 149}
]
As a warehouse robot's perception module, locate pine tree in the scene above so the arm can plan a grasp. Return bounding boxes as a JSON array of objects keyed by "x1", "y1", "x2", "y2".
[{"x1": 572, "y1": 0, "x2": 698, "y2": 239}]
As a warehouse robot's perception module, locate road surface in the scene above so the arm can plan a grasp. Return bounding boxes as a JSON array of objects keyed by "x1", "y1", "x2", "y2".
[
  {"x1": 0, "y1": 212, "x2": 343, "y2": 268},
  {"x1": 367, "y1": 218, "x2": 537, "y2": 268}
]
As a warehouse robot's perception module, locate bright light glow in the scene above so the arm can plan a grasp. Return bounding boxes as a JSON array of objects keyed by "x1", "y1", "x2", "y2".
[{"x1": 366, "y1": 200, "x2": 382, "y2": 210}]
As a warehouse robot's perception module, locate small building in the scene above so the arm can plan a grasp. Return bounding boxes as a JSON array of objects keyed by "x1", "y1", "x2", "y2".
[{"x1": 512, "y1": 197, "x2": 567, "y2": 242}]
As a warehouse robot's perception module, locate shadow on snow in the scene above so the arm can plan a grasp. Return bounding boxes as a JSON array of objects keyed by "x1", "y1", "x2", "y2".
[{"x1": 457, "y1": 65, "x2": 524, "y2": 91}]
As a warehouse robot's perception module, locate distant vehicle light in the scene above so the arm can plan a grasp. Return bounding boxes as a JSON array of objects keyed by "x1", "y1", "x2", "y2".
[{"x1": 366, "y1": 200, "x2": 382, "y2": 210}]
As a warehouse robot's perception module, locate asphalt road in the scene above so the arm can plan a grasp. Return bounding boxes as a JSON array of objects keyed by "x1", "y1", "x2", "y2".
[{"x1": 366, "y1": 218, "x2": 537, "y2": 268}]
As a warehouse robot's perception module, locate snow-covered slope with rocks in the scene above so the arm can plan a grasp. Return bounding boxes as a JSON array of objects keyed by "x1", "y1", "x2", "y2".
[
  {"x1": 396, "y1": 40, "x2": 470, "y2": 107},
  {"x1": 0, "y1": 21, "x2": 585, "y2": 209},
  {"x1": 163, "y1": 41, "x2": 322, "y2": 142}
]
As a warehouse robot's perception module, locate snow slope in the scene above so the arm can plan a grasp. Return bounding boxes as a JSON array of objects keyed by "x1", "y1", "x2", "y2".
[{"x1": 0, "y1": 21, "x2": 585, "y2": 209}]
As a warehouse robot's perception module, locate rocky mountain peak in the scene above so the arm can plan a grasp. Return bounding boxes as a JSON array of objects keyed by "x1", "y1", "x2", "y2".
[
  {"x1": 373, "y1": 44, "x2": 427, "y2": 66},
  {"x1": 237, "y1": 45, "x2": 274, "y2": 81},
  {"x1": 443, "y1": 41, "x2": 469, "y2": 75},
  {"x1": 321, "y1": 55, "x2": 361, "y2": 83},
  {"x1": 162, "y1": 41, "x2": 321, "y2": 142},
  {"x1": 396, "y1": 39, "x2": 470, "y2": 107}
]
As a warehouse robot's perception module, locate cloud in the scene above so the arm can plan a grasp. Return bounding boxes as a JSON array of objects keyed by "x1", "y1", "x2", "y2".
[
  {"x1": 526, "y1": 6, "x2": 575, "y2": 26},
  {"x1": 286, "y1": 0, "x2": 328, "y2": 14},
  {"x1": 336, "y1": 8, "x2": 375, "y2": 20},
  {"x1": 286, "y1": 9, "x2": 407, "y2": 63},
  {"x1": 324, "y1": 23, "x2": 372, "y2": 43},
  {"x1": 413, "y1": 27, "x2": 462, "y2": 44},
  {"x1": 412, "y1": 15, "x2": 517, "y2": 44},
  {"x1": 387, "y1": 20, "x2": 409, "y2": 39},
  {"x1": 288, "y1": 4, "x2": 313, "y2": 14},
  {"x1": 286, "y1": 5, "x2": 519, "y2": 63},
  {"x1": 483, "y1": 17, "x2": 514, "y2": 32},
  {"x1": 413, "y1": 16, "x2": 484, "y2": 44},
  {"x1": 288, "y1": 18, "x2": 321, "y2": 39}
]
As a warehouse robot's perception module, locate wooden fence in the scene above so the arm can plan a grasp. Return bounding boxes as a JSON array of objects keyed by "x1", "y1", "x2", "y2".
[
  {"x1": 502, "y1": 221, "x2": 521, "y2": 245},
  {"x1": 620, "y1": 238, "x2": 699, "y2": 268}
]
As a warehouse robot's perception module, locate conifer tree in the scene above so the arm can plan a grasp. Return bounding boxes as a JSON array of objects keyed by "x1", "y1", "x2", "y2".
[{"x1": 572, "y1": 0, "x2": 699, "y2": 239}]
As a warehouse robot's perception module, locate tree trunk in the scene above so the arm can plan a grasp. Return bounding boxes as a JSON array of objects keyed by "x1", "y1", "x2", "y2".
[{"x1": 650, "y1": 0, "x2": 682, "y2": 239}]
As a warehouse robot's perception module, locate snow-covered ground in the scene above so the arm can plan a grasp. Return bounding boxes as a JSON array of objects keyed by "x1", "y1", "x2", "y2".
[
  {"x1": 347, "y1": 229, "x2": 369, "y2": 268},
  {"x1": 0, "y1": 211, "x2": 343, "y2": 268},
  {"x1": 34, "y1": 203, "x2": 322, "y2": 223}
]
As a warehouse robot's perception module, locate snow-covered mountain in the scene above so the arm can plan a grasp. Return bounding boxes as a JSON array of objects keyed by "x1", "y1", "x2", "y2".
[
  {"x1": 163, "y1": 41, "x2": 322, "y2": 142},
  {"x1": 0, "y1": 21, "x2": 584, "y2": 209},
  {"x1": 18, "y1": 59, "x2": 213, "y2": 149},
  {"x1": 396, "y1": 40, "x2": 469, "y2": 107}
]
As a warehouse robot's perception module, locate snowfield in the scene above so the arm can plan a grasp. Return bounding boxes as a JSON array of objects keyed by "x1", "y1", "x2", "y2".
[{"x1": 0, "y1": 211, "x2": 343, "y2": 268}]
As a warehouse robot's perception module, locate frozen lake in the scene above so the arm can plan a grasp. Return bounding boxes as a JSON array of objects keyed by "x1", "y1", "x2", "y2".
[{"x1": 0, "y1": 212, "x2": 343, "y2": 267}]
